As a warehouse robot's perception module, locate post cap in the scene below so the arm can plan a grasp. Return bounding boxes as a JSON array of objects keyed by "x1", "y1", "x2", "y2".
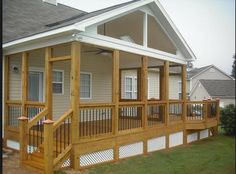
[
  {"x1": 18, "y1": 116, "x2": 28, "y2": 120},
  {"x1": 43, "y1": 119, "x2": 54, "y2": 124},
  {"x1": 216, "y1": 98, "x2": 220, "y2": 101},
  {"x1": 207, "y1": 98, "x2": 211, "y2": 100}
]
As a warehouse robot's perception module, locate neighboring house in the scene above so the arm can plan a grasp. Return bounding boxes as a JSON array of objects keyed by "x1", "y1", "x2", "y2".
[
  {"x1": 2, "y1": 0, "x2": 220, "y2": 173},
  {"x1": 191, "y1": 80, "x2": 235, "y2": 107},
  {"x1": 187, "y1": 65, "x2": 235, "y2": 102}
]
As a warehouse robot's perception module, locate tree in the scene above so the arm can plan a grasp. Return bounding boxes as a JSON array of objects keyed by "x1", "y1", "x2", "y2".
[
  {"x1": 231, "y1": 54, "x2": 235, "y2": 78},
  {"x1": 220, "y1": 104, "x2": 236, "y2": 135}
]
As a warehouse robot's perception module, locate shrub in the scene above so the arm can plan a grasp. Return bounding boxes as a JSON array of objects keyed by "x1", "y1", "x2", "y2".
[{"x1": 220, "y1": 104, "x2": 236, "y2": 135}]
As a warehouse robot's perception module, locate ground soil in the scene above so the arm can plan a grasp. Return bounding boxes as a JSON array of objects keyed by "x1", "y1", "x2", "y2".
[{"x1": 3, "y1": 148, "x2": 39, "y2": 174}]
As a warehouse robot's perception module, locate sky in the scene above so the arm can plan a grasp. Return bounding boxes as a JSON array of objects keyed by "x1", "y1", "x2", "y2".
[{"x1": 58, "y1": 0, "x2": 235, "y2": 75}]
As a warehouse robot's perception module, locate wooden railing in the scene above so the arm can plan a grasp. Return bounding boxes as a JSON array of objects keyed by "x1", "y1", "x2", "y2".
[
  {"x1": 186, "y1": 101, "x2": 204, "y2": 120},
  {"x1": 52, "y1": 109, "x2": 73, "y2": 167},
  {"x1": 79, "y1": 103, "x2": 114, "y2": 137},
  {"x1": 118, "y1": 102, "x2": 143, "y2": 131},
  {"x1": 169, "y1": 100, "x2": 183, "y2": 121},
  {"x1": 147, "y1": 101, "x2": 166, "y2": 126},
  {"x1": 28, "y1": 108, "x2": 48, "y2": 153},
  {"x1": 26, "y1": 102, "x2": 45, "y2": 120},
  {"x1": 7, "y1": 101, "x2": 22, "y2": 129}
]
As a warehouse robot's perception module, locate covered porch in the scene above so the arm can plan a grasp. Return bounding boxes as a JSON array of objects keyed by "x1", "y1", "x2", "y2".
[{"x1": 3, "y1": 41, "x2": 220, "y2": 173}]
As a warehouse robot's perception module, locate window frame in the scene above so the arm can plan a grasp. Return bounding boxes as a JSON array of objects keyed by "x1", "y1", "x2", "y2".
[
  {"x1": 124, "y1": 76, "x2": 137, "y2": 99},
  {"x1": 52, "y1": 69, "x2": 64, "y2": 95},
  {"x1": 80, "y1": 72, "x2": 92, "y2": 99}
]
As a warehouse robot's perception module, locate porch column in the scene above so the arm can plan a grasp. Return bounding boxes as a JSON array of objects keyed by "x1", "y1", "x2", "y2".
[
  {"x1": 45, "y1": 47, "x2": 53, "y2": 120},
  {"x1": 141, "y1": 56, "x2": 148, "y2": 129},
  {"x1": 162, "y1": 61, "x2": 169, "y2": 127},
  {"x1": 70, "y1": 41, "x2": 81, "y2": 169},
  {"x1": 4, "y1": 56, "x2": 9, "y2": 144},
  {"x1": 181, "y1": 64, "x2": 187, "y2": 144},
  {"x1": 141, "y1": 56, "x2": 148, "y2": 155},
  {"x1": 21, "y1": 52, "x2": 28, "y2": 116},
  {"x1": 112, "y1": 50, "x2": 120, "y2": 161}
]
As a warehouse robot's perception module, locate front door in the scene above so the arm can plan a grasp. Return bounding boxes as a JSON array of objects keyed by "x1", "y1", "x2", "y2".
[{"x1": 28, "y1": 71, "x2": 43, "y2": 102}]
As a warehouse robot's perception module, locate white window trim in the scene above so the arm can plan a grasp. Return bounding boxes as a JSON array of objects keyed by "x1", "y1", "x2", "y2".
[
  {"x1": 124, "y1": 76, "x2": 137, "y2": 99},
  {"x1": 52, "y1": 69, "x2": 64, "y2": 95},
  {"x1": 80, "y1": 72, "x2": 92, "y2": 99}
]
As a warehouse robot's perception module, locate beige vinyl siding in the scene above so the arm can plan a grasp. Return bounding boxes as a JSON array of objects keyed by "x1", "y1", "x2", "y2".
[
  {"x1": 148, "y1": 71, "x2": 160, "y2": 99},
  {"x1": 190, "y1": 82, "x2": 210, "y2": 101},
  {"x1": 9, "y1": 54, "x2": 22, "y2": 100},
  {"x1": 219, "y1": 98, "x2": 235, "y2": 107},
  {"x1": 80, "y1": 53, "x2": 112, "y2": 103},
  {"x1": 169, "y1": 75, "x2": 181, "y2": 99}
]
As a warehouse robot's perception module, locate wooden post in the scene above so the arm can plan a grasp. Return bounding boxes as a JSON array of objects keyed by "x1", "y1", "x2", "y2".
[
  {"x1": 112, "y1": 50, "x2": 120, "y2": 135},
  {"x1": 215, "y1": 98, "x2": 220, "y2": 134},
  {"x1": 21, "y1": 52, "x2": 28, "y2": 116},
  {"x1": 43, "y1": 119, "x2": 54, "y2": 174},
  {"x1": 203, "y1": 99, "x2": 208, "y2": 122},
  {"x1": 141, "y1": 56, "x2": 148, "y2": 129},
  {"x1": 45, "y1": 47, "x2": 53, "y2": 120},
  {"x1": 163, "y1": 61, "x2": 169, "y2": 127},
  {"x1": 70, "y1": 41, "x2": 81, "y2": 169},
  {"x1": 18, "y1": 116, "x2": 28, "y2": 165},
  {"x1": 181, "y1": 64, "x2": 187, "y2": 144},
  {"x1": 4, "y1": 56, "x2": 9, "y2": 144}
]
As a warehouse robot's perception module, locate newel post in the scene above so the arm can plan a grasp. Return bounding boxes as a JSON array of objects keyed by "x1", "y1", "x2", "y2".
[
  {"x1": 203, "y1": 99, "x2": 208, "y2": 121},
  {"x1": 215, "y1": 98, "x2": 220, "y2": 134},
  {"x1": 43, "y1": 119, "x2": 54, "y2": 174},
  {"x1": 18, "y1": 116, "x2": 28, "y2": 165}
]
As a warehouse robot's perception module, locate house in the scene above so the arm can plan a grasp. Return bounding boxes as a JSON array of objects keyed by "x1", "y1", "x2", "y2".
[
  {"x1": 2, "y1": 0, "x2": 220, "y2": 173},
  {"x1": 191, "y1": 80, "x2": 235, "y2": 107},
  {"x1": 187, "y1": 65, "x2": 235, "y2": 106}
]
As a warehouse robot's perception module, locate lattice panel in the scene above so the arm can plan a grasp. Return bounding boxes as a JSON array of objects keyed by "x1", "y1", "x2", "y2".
[
  {"x1": 61, "y1": 158, "x2": 71, "y2": 168},
  {"x1": 169, "y1": 131, "x2": 183, "y2": 148},
  {"x1": 80, "y1": 149, "x2": 114, "y2": 167},
  {"x1": 147, "y1": 136, "x2": 166, "y2": 152},
  {"x1": 200, "y1": 129, "x2": 209, "y2": 139},
  {"x1": 119, "y1": 142, "x2": 143, "y2": 159},
  {"x1": 187, "y1": 132, "x2": 198, "y2": 143}
]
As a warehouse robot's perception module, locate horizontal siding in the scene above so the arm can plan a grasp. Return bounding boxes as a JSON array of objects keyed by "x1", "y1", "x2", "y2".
[{"x1": 9, "y1": 54, "x2": 22, "y2": 100}]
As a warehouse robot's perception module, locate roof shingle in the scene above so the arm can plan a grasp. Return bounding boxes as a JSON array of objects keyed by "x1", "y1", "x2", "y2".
[{"x1": 199, "y1": 79, "x2": 235, "y2": 98}]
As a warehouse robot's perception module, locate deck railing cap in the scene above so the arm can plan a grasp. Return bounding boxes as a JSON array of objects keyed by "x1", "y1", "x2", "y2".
[{"x1": 18, "y1": 116, "x2": 28, "y2": 120}]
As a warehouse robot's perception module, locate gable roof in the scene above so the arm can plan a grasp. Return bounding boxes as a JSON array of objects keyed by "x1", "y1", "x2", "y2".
[
  {"x1": 3, "y1": 0, "x2": 196, "y2": 61},
  {"x1": 199, "y1": 79, "x2": 235, "y2": 98},
  {"x1": 187, "y1": 64, "x2": 234, "y2": 80},
  {"x1": 3, "y1": 0, "x2": 139, "y2": 44}
]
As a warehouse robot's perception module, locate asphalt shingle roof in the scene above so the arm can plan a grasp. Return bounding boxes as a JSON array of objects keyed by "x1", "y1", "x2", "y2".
[
  {"x1": 3, "y1": 0, "x2": 140, "y2": 44},
  {"x1": 199, "y1": 79, "x2": 235, "y2": 98}
]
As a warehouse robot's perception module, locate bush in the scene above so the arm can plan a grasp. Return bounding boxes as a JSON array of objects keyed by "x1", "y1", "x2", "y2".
[{"x1": 220, "y1": 104, "x2": 236, "y2": 135}]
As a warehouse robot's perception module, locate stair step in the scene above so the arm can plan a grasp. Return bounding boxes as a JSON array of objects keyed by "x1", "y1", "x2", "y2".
[
  {"x1": 29, "y1": 153, "x2": 44, "y2": 163},
  {"x1": 23, "y1": 160, "x2": 44, "y2": 171}
]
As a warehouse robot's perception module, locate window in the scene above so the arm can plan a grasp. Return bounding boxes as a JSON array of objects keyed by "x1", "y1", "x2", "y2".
[
  {"x1": 125, "y1": 76, "x2": 137, "y2": 99},
  {"x1": 53, "y1": 70, "x2": 64, "y2": 94},
  {"x1": 80, "y1": 73, "x2": 92, "y2": 99}
]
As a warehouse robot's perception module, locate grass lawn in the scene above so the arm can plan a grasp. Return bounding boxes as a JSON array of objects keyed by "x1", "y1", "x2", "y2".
[{"x1": 58, "y1": 134, "x2": 235, "y2": 174}]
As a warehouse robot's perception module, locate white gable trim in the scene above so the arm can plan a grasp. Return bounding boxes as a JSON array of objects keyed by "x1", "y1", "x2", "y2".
[
  {"x1": 76, "y1": 32, "x2": 186, "y2": 64},
  {"x1": 190, "y1": 65, "x2": 234, "y2": 80}
]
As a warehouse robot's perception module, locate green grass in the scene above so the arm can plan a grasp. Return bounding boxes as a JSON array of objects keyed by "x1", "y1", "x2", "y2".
[{"x1": 56, "y1": 134, "x2": 235, "y2": 174}]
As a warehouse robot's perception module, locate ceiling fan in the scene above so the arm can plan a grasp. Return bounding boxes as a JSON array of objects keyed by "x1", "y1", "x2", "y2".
[{"x1": 84, "y1": 23, "x2": 113, "y2": 56}]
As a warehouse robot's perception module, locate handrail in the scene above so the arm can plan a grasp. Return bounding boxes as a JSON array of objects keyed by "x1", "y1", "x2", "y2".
[
  {"x1": 25, "y1": 101, "x2": 46, "y2": 107},
  {"x1": 147, "y1": 100, "x2": 167, "y2": 104},
  {"x1": 53, "y1": 144, "x2": 72, "y2": 167},
  {"x1": 53, "y1": 109, "x2": 73, "y2": 131},
  {"x1": 80, "y1": 103, "x2": 115, "y2": 108},
  {"x1": 119, "y1": 101, "x2": 144, "y2": 106},
  {"x1": 28, "y1": 108, "x2": 48, "y2": 129},
  {"x1": 6, "y1": 100, "x2": 22, "y2": 104}
]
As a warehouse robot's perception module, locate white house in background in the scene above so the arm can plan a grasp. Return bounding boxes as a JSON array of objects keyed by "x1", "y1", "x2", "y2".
[{"x1": 187, "y1": 64, "x2": 235, "y2": 106}]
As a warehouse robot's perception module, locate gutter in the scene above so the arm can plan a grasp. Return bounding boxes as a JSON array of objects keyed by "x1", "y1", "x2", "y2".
[{"x1": 2, "y1": 24, "x2": 84, "y2": 49}]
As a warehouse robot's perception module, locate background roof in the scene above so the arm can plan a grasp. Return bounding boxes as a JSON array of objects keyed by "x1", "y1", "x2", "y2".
[{"x1": 199, "y1": 79, "x2": 235, "y2": 98}]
